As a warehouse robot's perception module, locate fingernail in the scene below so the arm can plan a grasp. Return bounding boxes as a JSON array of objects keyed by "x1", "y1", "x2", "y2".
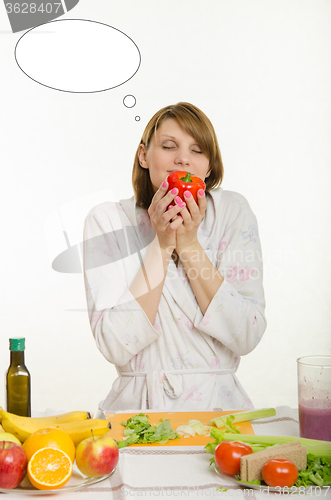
[
  {"x1": 198, "y1": 189, "x2": 204, "y2": 196},
  {"x1": 168, "y1": 205, "x2": 173, "y2": 210},
  {"x1": 171, "y1": 188, "x2": 178, "y2": 195},
  {"x1": 184, "y1": 191, "x2": 191, "y2": 198},
  {"x1": 175, "y1": 196, "x2": 182, "y2": 204},
  {"x1": 162, "y1": 181, "x2": 167, "y2": 188},
  {"x1": 178, "y1": 202, "x2": 185, "y2": 208}
]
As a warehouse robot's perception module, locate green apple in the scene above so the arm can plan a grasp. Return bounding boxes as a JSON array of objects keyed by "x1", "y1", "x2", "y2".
[{"x1": 0, "y1": 432, "x2": 22, "y2": 446}]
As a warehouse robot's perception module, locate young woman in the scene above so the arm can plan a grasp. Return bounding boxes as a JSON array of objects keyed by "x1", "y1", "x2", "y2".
[{"x1": 83, "y1": 102, "x2": 266, "y2": 411}]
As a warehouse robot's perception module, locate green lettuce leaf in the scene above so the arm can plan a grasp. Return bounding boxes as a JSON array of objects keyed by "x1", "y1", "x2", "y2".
[
  {"x1": 116, "y1": 414, "x2": 180, "y2": 448},
  {"x1": 296, "y1": 454, "x2": 331, "y2": 487}
]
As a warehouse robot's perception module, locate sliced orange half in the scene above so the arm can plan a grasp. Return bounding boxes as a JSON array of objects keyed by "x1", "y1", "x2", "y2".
[{"x1": 27, "y1": 447, "x2": 73, "y2": 490}]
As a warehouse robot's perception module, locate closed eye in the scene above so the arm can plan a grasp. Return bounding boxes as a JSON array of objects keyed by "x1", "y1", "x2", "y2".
[{"x1": 162, "y1": 140, "x2": 177, "y2": 150}]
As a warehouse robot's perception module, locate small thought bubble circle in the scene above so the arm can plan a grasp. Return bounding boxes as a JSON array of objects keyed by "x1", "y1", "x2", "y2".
[
  {"x1": 15, "y1": 19, "x2": 141, "y2": 93},
  {"x1": 123, "y1": 95, "x2": 136, "y2": 108},
  {"x1": 135, "y1": 116, "x2": 141, "y2": 121}
]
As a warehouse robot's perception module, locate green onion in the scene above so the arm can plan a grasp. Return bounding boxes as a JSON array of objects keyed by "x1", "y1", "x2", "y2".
[
  {"x1": 209, "y1": 408, "x2": 276, "y2": 428},
  {"x1": 222, "y1": 433, "x2": 331, "y2": 461}
]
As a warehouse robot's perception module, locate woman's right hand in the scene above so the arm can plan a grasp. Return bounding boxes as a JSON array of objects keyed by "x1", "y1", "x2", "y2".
[{"x1": 148, "y1": 180, "x2": 186, "y2": 252}]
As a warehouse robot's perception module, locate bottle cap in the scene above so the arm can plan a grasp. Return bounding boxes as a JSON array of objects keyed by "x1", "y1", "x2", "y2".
[{"x1": 9, "y1": 338, "x2": 25, "y2": 351}]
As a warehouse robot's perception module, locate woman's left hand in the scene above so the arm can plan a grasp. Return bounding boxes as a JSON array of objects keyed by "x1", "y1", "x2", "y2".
[{"x1": 175, "y1": 189, "x2": 207, "y2": 253}]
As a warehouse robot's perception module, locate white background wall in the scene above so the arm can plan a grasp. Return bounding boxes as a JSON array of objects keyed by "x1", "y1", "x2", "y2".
[{"x1": 0, "y1": 0, "x2": 330, "y2": 412}]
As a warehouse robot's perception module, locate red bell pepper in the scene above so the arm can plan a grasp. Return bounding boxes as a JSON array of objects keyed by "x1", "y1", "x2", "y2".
[{"x1": 166, "y1": 171, "x2": 205, "y2": 203}]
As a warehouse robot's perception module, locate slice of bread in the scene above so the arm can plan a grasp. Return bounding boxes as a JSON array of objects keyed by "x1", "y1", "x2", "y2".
[{"x1": 240, "y1": 441, "x2": 307, "y2": 482}]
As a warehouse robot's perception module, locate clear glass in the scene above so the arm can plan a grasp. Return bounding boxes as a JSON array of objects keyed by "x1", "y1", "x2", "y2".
[
  {"x1": 297, "y1": 355, "x2": 331, "y2": 441},
  {"x1": 6, "y1": 350, "x2": 31, "y2": 417},
  {"x1": 0, "y1": 467, "x2": 115, "y2": 495}
]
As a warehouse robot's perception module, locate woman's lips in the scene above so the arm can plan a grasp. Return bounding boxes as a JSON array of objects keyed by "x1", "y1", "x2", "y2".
[{"x1": 166, "y1": 170, "x2": 193, "y2": 173}]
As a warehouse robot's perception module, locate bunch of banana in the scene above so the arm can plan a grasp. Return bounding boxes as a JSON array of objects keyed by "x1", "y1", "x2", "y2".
[
  {"x1": 55, "y1": 419, "x2": 111, "y2": 445},
  {"x1": 0, "y1": 407, "x2": 91, "y2": 426},
  {"x1": 0, "y1": 407, "x2": 111, "y2": 445}
]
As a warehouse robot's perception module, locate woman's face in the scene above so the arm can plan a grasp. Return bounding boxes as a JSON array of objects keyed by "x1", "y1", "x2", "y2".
[{"x1": 138, "y1": 118, "x2": 210, "y2": 192}]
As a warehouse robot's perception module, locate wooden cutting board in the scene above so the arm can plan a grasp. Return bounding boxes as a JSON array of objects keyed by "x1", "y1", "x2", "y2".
[{"x1": 104, "y1": 410, "x2": 255, "y2": 447}]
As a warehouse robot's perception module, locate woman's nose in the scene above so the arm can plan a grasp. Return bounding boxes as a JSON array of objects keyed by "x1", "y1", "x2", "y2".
[{"x1": 174, "y1": 150, "x2": 190, "y2": 166}]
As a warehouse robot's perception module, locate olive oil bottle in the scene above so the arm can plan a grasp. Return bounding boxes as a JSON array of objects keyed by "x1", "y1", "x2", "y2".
[{"x1": 6, "y1": 337, "x2": 31, "y2": 416}]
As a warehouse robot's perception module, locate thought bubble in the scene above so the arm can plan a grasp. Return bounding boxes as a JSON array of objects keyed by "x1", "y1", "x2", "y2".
[
  {"x1": 123, "y1": 94, "x2": 140, "y2": 121},
  {"x1": 123, "y1": 95, "x2": 136, "y2": 108},
  {"x1": 15, "y1": 19, "x2": 141, "y2": 93}
]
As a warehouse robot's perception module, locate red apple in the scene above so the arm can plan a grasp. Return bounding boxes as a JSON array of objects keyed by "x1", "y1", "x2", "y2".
[
  {"x1": 0, "y1": 441, "x2": 28, "y2": 489},
  {"x1": 75, "y1": 434, "x2": 119, "y2": 477}
]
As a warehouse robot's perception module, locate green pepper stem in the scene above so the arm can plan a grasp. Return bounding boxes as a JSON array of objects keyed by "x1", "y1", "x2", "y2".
[{"x1": 180, "y1": 172, "x2": 192, "y2": 183}]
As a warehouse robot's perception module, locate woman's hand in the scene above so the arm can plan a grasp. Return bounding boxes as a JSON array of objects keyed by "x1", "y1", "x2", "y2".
[
  {"x1": 175, "y1": 189, "x2": 207, "y2": 254},
  {"x1": 148, "y1": 180, "x2": 186, "y2": 252}
]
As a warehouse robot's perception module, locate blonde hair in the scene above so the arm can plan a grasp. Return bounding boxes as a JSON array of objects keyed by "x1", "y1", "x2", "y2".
[{"x1": 132, "y1": 102, "x2": 224, "y2": 209}]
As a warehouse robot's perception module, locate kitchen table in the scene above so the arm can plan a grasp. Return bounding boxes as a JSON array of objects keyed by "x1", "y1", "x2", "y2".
[{"x1": 1, "y1": 406, "x2": 331, "y2": 499}]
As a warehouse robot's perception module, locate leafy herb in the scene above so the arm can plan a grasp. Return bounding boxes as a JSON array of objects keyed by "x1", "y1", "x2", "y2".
[
  {"x1": 205, "y1": 416, "x2": 238, "y2": 454},
  {"x1": 116, "y1": 413, "x2": 180, "y2": 449},
  {"x1": 205, "y1": 416, "x2": 267, "y2": 455},
  {"x1": 222, "y1": 415, "x2": 241, "y2": 435},
  {"x1": 296, "y1": 454, "x2": 331, "y2": 487}
]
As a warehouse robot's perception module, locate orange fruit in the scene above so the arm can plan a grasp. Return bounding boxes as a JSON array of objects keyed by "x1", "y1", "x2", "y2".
[
  {"x1": 27, "y1": 447, "x2": 73, "y2": 490},
  {"x1": 23, "y1": 428, "x2": 75, "y2": 463}
]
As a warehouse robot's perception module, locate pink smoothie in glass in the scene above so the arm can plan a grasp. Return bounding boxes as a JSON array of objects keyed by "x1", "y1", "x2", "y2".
[{"x1": 299, "y1": 399, "x2": 331, "y2": 441}]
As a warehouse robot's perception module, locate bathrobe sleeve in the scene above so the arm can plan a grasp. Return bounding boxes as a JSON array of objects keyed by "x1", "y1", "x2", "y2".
[
  {"x1": 194, "y1": 192, "x2": 267, "y2": 356},
  {"x1": 83, "y1": 203, "x2": 161, "y2": 367}
]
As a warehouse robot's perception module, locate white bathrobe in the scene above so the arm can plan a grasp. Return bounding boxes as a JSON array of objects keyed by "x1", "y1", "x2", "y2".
[{"x1": 83, "y1": 187, "x2": 266, "y2": 411}]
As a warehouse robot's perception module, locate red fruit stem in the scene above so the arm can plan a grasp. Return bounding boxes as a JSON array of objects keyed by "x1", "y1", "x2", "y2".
[{"x1": 180, "y1": 172, "x2": 192, "y2": 183}]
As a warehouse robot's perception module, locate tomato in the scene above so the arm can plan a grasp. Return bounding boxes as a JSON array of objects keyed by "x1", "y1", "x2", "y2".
[
  {"x1": 214, "y1": 441, "x2": 253, "y2": 476},
  {"x1": 262, "y1": 459, "x2": 298, "y2": 488}
]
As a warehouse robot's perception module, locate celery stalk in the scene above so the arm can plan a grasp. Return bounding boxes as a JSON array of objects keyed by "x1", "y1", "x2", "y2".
[
  {"x1": 210, "y1": 408, "x2": 276, "y2": 428},
  {"x1": 222, "y1": 433, "x2": 331, "y2": 461}
]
